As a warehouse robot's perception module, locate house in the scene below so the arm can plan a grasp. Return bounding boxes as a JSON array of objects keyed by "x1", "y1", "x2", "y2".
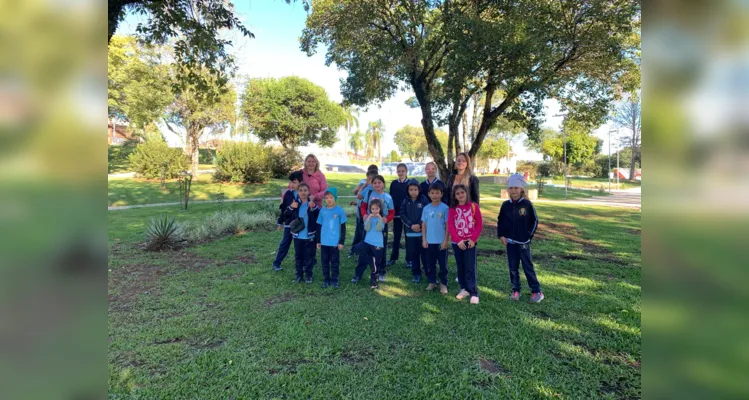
[{"x1": 107, "y1": 120, "x2": 139, "y2": 145}]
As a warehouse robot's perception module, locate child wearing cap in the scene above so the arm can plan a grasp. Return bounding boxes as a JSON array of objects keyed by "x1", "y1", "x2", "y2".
[{"x1": 497, "y1": 174, "x2": 543, "y2": 303}]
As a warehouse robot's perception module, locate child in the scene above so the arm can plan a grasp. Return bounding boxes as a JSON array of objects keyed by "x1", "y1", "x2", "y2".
[
  {"x1": 400, "y1": 179, "x2": 428, "y2": 283},
  {"x1": 284, "y1": 183, "x2": 320, "y2": 284},
  {"x1": 352, "y1": 199, "x2": 386, "y2": 289},
  {"x1": 497, "y1": 174, "x2": 543, "y2": 303},
  {"x1": 316, "y1": 191, "x2": 347, "y2": 288},
  {"x1": 349, "y1": 168, "x2": 379, "y2": 258},
  {"x1": 448, "y1": 184, "x2": 483, "y2": 305},
  {"x1": 273, "y1": 171, "x2": 303, "y2": 271},
  {"x1": 387, "y1": 163, "x2": 410, "y2": 267},
  {"x1": 421, "y1": 183, "x2": 450, "y2": 295},
  {"x1": 420, "y1": 161, "x2": 444, "y2": 199},
  {"x1": 352, "y1": 164, "x2": 378, "y2": 197},
  {"x1": 359, "y1": 175, "x2": 395, "y2": 281}
]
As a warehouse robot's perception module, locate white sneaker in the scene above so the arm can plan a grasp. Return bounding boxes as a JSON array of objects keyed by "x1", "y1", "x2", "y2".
[{"x1": 455, "y1": 289, "x2": 470, "y2": 300}]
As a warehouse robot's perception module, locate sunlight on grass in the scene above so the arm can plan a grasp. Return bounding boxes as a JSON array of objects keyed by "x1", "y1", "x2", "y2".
[
  {"x1": 422, "y1": 303, "x2": 441, "y2": 314},
  {"x1": 420, "y1": 312, "x2": 437, "y2": 325},
  {"x1": 593, "y1": 315, "x2": 641, "y2": 336},
  {"x1": 375, "y1": 284, "x2": 414, "y2": 299},
  {"x1": 525, "y1": 318, "x2": 583, "y2": 335}
]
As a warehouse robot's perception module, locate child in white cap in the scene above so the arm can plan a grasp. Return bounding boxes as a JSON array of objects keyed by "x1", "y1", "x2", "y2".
[{"x1": 497, "y1": 174, "x2": 543, "y2": 303}]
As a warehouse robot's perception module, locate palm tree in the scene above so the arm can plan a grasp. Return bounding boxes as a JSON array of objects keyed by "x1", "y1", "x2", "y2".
[
  {"x1": 342, "y1": 105, "x2": 359, "y2": 156},
  {"x1": 349, "y1": 130, "x2": 364, "y2": 156},
  {"x1": 367, "y1": 119, "x2": 384, "y2": 163}
]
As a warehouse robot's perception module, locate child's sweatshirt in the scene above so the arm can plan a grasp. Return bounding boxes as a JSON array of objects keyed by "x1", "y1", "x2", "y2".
[
  {"x1": 278, "y1": 189, "x2": 298, "y2": 227},
  {"x1": 363, "y1": 216, "x2": 385, "y2": 247},
  {"x1": 448, "y1": 201, "x2": 483, "y2": 244}
]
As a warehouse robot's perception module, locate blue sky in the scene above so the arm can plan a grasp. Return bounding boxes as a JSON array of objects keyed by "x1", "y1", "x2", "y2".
[{"x1": 119, "y1": 0, "x2": 623, "y2": 160}]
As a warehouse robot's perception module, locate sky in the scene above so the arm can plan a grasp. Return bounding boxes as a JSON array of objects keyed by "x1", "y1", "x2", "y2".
[{"x1": 118, "y1": 0, "x2": 625, "y2": 161}]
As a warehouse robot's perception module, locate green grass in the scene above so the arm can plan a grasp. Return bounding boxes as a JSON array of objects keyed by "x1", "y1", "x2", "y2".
[
  {"x1": 109, "y1": 201, "x2": 641, "y2": 398},
  {"x1": 548, "y1": 177, "x2": 641, "y2": 191}
]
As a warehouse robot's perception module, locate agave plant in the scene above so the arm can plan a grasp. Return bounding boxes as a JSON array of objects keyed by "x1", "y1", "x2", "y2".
[{"x1": 145, "y1": 215, "x2": 182, "y2": 251}]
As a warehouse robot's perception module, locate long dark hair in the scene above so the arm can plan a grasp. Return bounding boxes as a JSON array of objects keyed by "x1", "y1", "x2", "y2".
[
  {"x1": 368, "y1": 198, "x2": 383, "y2": 215},
  {"x1": 451, "y1": 184, "x2": 469, "y2": 207}
]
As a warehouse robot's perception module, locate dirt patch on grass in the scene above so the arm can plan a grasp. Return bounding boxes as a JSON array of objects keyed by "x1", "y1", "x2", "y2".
[
  {"x1": 479, "y1": 357, "x2": 509, "y2": 376},
  {"x1": 190, "y1": 338, "x2": 225, "y2": 350},
  {"x1": 270, "y1": 358, "x2": 313, "y2": 375},
  {"x1": 340, "y1": 349, "x2": 375, "y2": 365},
  {"x1": 154, "y1": 337, "x2": 183, "y2": 345},
  {"x1": 236, "y1": 254, "x2": 256, "y2": 264},
  {"x1": 264, "y1": 292, "x2": 297, "y2": 307}
]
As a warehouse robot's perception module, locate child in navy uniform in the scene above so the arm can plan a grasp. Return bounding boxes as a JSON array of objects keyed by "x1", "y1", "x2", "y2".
[
  {"x1": 273, "y1": 171, "x2": 303, "y2": 271},
  {"x1": 421, "y1": 183, "x2": 450, "y2": 295},
  {"x1": 400, "y1": 179, "x2": 428, "y2": 283},
  {"x1": 316, "y1": 191, "x2": 348, "y2": 288},
  {"x1": 352, "y1": 199, "x2": 386, "y2": 289},
  {"x1": 419, "y1": 161, "x2": 445, "y2": 198},
  {"x1": 284, "y1": 183, "x2": 320, "y2": 284},
  {"x1": 497, "y1": 174, "x2": 543, "y2": 303},
  {"x1": 387, "y1": 163, "x2": 410, "y2": 267}
]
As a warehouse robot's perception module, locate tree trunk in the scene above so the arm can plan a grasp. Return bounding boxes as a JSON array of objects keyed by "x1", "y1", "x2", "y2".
[
  {"x1": 187, "y1": 128, "x2": 201, "y2": 177},
  {"x1": 461, "y1": 111, "x2": 469, "y2": 154},
  {"x1": 109, "y1": 0, "x2": 140, "y2": 43},
  {"x1": 412, "y1": 79, "x2": 449, "y2": 180}
]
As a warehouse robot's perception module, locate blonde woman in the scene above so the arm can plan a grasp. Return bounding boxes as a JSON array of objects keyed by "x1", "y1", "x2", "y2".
[
  {"x1": 299, "y1": 154, "x2": 329, "y2": 205},
  {"x1": 445, "y1": 152, "x2": 480, "y2": 205}
]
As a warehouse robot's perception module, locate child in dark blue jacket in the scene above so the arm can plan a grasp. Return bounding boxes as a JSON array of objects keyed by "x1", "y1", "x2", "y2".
[
  {"x1": 388, "y1": 163, "x2": 411, "y2": 266},
  {"x1": 400, "y1": 179, "x2": 428, "y2": 282},
  {"x1": 284, "y1": 183, "x2": 320, "y2": 284},
  {"x1": 272, "y1": 171, "x2": 303, "y2": 271},
  {"x1": 497, "y1": 174, "x2": 543, "y2": 303}
]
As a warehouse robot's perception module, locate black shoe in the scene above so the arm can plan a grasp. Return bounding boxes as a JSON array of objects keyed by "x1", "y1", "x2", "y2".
[
  {"x1": 292, "y1": 276, "x2": 303, "y2": 283},
  {"x1": 351, "y1": 276, "x2": 360, "y2": 283},
  {"x1": 322, "y1": 281, "x2": 329, "y2": 288},
  {"x1": 370, "y1": 277, "x2": 378, "y2": 289},
  {"x1": 386, "y1": 260, "x2": 396, "y2": 267},
  {"x1": 305, "y1": 277, "x2": 313, "y2": 284},
  {"x1": 405, "y1": 262, "x2": 412, "y2": 269},
  {"x1": 412, "y1": 275, "x2": 421, "y2": 283},
  {"x1": 332, "y1": 282, "x2": 339, "y2": 288},
  {"x1": 273, "y1": 265, "x2": 282, "y2": 271}
]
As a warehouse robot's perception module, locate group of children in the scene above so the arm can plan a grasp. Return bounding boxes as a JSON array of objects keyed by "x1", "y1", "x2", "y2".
[{"x1": 272, "y1": 163, "x2": 544, "y2": 304}]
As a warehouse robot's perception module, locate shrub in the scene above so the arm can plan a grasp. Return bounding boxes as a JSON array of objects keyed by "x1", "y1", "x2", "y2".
[
  {"x1": 182, "y1": 207, "x2": 277, "y2": 242},
  {"x1": 214, "y1": 141, "x2": 272, "y2": 183},
  {"x1": 128, "y1": 140, "x2": 189, "y2": 179},
  {"x1": 268, "y1": 147, "x2": 302, "y2": 179},
  {"x1": 516, "y1": 161, "x2": 539, "y2": 179},
  {"x1": 199, "y1": 148, "x2": 217, "y2": 164},
  {"x1": 108, "y1": 144, "x2": 136, "y2": 173},
  {"x1": 536, "y1": 161, "x2": 555, "y2": 178},
  {"x1": 145, "y1": 215, "x2": 184, "y2": 251}
]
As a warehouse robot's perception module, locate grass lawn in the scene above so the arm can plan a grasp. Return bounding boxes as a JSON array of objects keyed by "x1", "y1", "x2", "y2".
[
  {"x1": 549, "y1": 177, "x2": 641, "y2": 191},
  {"x1": 109, "y1": 201, "x2": 641, "y2": 398}
]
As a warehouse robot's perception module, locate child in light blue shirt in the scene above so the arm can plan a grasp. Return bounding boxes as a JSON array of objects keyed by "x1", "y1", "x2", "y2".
[
  {"x1": 316, "y1": 191, "x2": 348, "y2": 288},
  {"x1": 421, "y1": 183, "x2": 450, "y2": 293}
]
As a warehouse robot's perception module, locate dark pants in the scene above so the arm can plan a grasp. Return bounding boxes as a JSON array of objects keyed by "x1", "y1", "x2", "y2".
[
  {"x1": 380, "y1": 223, "x2": 389, "y2": 275},
  {"x1": 320, "y1": 245, "x2": 340, "y2": 283},
  {"x1": 507, "y1": 243, "x2": 541, "y2": 293},
  {"x1": 272, "y1": 227, "x2": 292, "y2": 268},
  {"x1": 424, "y1": 243, "x2": 448, "y2": 285},
  {"x1": 452, "y1": 243, "x2": 478, "y2": 297},
  {"x1": 354, "y1": 242, "x2": 384, "y2": 285},
  {"x1": 389, "y1": 217, "x2": 404, "y2": 261},
  {"x1": 293, "y1": 238, "x2": 316, "y2": 279},
  {"x1": 350, "y1": 215, "x2": 364, "y2": 254},
  {"x1": 405, "y1": 236, "x2": 425, "y2": 278}
]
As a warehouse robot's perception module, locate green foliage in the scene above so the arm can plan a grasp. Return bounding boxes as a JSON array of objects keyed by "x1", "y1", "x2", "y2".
[
  {"x1": 393, "y1": 125, "x2": 448, "y2": 162},
  {"x1": 516, "y1": 161, "x2": 539, "y2": 179},
  {"x1": 348, "y1": 130, "x2": 364, "y2": 155},
  {"x1": 108, "y1": 36, "x2": 172, "y2": 131},
  {"x1": 477, "y1": 138, "x2": 510, "y2": 171},
  {"x1": 108, "y1": 144, "x2": 137, "y2": 173},
  {"x1": 268, "y1": 147, "x2": 303, "y2": 179},
  {"x1": 540, "y1": 123, "x2": 602, "y2": 167},
  {"x1": 385, "y1": 150, "x2": 401, "y2": 164},
  {"x1": 537, "y1": 161, "x2": 557, "y2": 178},
  {"x1": 214, "y1": 141, "x2": 271, "y2": 183},
  {"x1": 182, "y1": 208, "x2": 278, "y2": 242},
  {"x1": 145, "y1": 215, "x2": 183, "y2": 251},
  {"x1": 240, "y1": 76, "x2": 346, "y2": 149},
  {"x1": 128, "y1": 140, "x2": 189, "y2": 179},
  {"x1": 198, "y1": 148, "x2": 217, "y2": 165}
]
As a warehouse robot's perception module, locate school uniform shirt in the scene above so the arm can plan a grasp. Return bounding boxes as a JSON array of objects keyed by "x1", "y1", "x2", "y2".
[
  {"x1": 278, "y1": 189, "x2": 299, "y2": 226},
  {"x1": 420, "y1": 178, "x2": 445, "y2": 199},
  {"x1": 363, "y1": 216, "x2": 385, "y2": 247},
  {"x1": 357, "y1": 184, "x2": 372, "y2": 210},
  {"x1": 496, "y1": 198, "x2": 538, "y2": 244},
  {"x1": 448, "y1": 202, "x2": 484, "y2": 243},
  {"x1": 400, "y1": 195, "x2": 429, "y2": 237},
  {"x1": 317, "y1": 205, "x2": 348, "y2": 247},
  {"x1": 360, "y1": 190, "x2": 396, "y2": 224},
  {"x1": 421, "y1": 202, "x2": 449, "y2": 244},
  {"x1": 389, "y1": 178, "x2": 410, "y2": 215},
  {"x1": 290, "y1": 201, "x2": 319, "y2": 240}
]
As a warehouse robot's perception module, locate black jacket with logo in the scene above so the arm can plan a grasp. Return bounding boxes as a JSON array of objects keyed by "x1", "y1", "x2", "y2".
[
  {"x1": 400, "y1": 195, "x2": 430, "y2": 235},
  {"x1": 496, "y1": 198, "x2": 538, "y2": 244}
]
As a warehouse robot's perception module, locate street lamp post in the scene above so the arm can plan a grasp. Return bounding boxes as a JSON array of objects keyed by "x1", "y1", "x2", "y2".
[
  {"x1": 554, "y1": 112, "x2": 568, "y2": 199},
  {"x1": 608, "y1": 129, "x2": 614, "y2": 194},
  {"x1": 615, "y1": 129, "x2": 620, "y2": 190}
]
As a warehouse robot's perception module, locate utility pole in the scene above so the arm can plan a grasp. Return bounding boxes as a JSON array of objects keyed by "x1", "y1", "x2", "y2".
[
  {"x1": 553, "y1": 112, "x2": 568, "y2": 198},
  {"x1": 608, "y1": 129, "x2": 614, "y2": 193},
  {"x1": 615, "y1": 129, "x2": 620, "y2": 190}
]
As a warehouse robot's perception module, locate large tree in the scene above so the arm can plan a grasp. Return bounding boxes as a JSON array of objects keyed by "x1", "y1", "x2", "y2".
[
  {"x1": 164, "y1": 68, "x2": 236, "y2": 177},
  {"x1": 612, "y1": 95, "x2": 641, "y2": 181},
  {"x1": 349, "y1": 130, "x2": 364, "y2": 156},
  {"x1": 478, "y1": 137, "x2": 510, "y2": 173},
  {"x1": 240, "y1": 76, "x2": 346, "y2": 149},
  {"x1": 540, "y1": 121, "x2": 601, "y2": 169},
  {"x1": 394, "y1": 124, "x2": 448, "y2": 162},
  {"x1": 366, "y1": 120, "x2": 385, "y2": 163},
  {"x1": 108, "y1": 35, "x2": 172, "y2": 136},
  {"x1": 342, "y1": 105, "x2": 360, "y2": 155},
  {"x1": 301, "y1": 0, "x2": 639, "y2": 179}
]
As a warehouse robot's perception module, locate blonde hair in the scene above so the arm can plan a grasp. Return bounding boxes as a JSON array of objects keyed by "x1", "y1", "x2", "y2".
[
  {"x1": 304, "y1": 154, "x2": 320, "y2": 173},
  {"x1": 455, "y1": 152, "x2": 473, "y2": 187}
]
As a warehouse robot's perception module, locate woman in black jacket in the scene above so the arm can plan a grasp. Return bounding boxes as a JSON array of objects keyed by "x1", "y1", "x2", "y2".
[{"x1": 444, "y1": 152, "x2": 480, "y2": 206}]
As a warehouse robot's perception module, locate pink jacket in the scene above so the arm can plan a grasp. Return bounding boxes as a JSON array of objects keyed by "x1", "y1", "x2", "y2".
[
  {"x1": 301, "y1": 169, "x2": 328, "y2": 202},
  {"x1": 448, "y1": 202, "x2": 483, "y2": 243}
]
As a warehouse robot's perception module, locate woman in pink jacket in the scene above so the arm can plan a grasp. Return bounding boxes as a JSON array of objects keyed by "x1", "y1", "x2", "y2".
[
  {"x1": 448, "y1": 184, "x2": 483, "y2": 305},
  {"x1": 299, "y1": 154, "x2": 328, "y2": 205}
]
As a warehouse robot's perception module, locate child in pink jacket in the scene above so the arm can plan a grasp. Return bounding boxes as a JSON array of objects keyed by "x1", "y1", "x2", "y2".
[{"x1": 448, "y1": 184, "x2": 483, "y2": 304}]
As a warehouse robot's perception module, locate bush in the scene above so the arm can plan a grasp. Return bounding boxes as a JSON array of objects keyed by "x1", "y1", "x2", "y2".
[
  {"x1": 516, "y1": 161, "x2": 539, "y2": 179},
  {"x1": 199, "y1": 148, "x2": 217, "y2": 164},
  {"x1": 214, "y1": 141, "x2": 271, "y2": 183},
  {"x1": 537, "y1": 161, "x2": 555, "y2": 178},
  {"x1": 182, "y1": 207, "x2": 277, "y2": 242},
  {"x1": 108, "y1": 144, "x2": 136, "y2": 173},
  {"x1": 268, "y1": 147, "x2": 302, "y2": 179},
  {"x1": 145, "y1": 215, "x2": 185, "y2": 251},
  {"x1": 128, "y1": 140, "x2": 189, "y2": 179}
]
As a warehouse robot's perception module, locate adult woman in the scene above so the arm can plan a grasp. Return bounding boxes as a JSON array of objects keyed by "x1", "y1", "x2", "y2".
[
  {"x1": 444, "y1": 152, "x2": 480, "y2": 205},
  {"x1": 299, "y1": 154, "x2": 328, "y2": 205}
]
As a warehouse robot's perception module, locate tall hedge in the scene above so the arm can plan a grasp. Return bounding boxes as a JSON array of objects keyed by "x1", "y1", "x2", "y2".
[
  {"x1": 128, "y1": 140, "x2": 189, "y2": 179},
  {"x1": 213, "y1": 141, "x2": 271, "y2": 183}
]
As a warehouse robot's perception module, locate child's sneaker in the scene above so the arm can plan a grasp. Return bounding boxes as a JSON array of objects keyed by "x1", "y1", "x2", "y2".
[
  {"x1": 455, "y1": 289, "x2": 469, "y2": 300},
  {"x1": 370, "y1": 277, "x2": 378, "y2": 289},
  {"x1": 292, "y1": 276, "x2": 303, "y2": 283},
  {"x1": 426, "y1": 283, "x2": 437, "y2": 291},
  {"x1": 509, "y1": 291, "x2": 520, "y2": 301},
  {"x1": 406, "y1": 262, "x2": 413, "y2": 269},
  {"x1": 351, "y1": 276, "x2": 361, "y2": 283},
  {"x1": 439, "y1": 284, "x2": 448, "y2": 295},
  {"x1": 530, "y1": 292, "x2": 544, "y2": 303},
  {"x1": 470, "y1": 296, "x2": 479, "y2": 305},
  {"x1": 378, "y1": 273, "x2": 386, "y2": 282},
  {"x1": 412, "y1": 275, "x2": 421, "y2": 283},
  {"x1": 322, "y1": 281, "x2": 329, "y2": 289},
  {"x1": 305, "y1": 277, "x2": 313, "y2": 284},
  {"x1": 332, "y1": 281, "x2": 340, "y2": 288},
  {"x1": 272, "y1": 265, "x2": 282, "y2": 271}
]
